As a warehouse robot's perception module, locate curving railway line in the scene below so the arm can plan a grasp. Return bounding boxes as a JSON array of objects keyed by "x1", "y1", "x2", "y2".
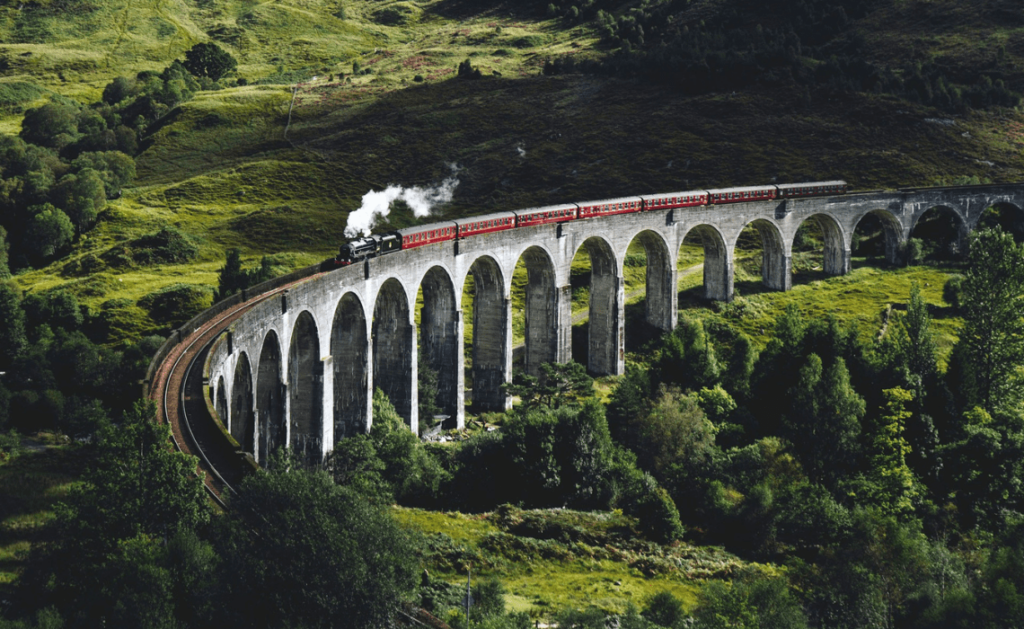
[{"x1": 147, "y1": 272, "x2": 323, "y2": 507}]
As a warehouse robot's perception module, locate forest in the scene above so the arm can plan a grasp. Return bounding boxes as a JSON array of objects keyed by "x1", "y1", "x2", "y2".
[{"x1": 1, "y1": 225, "x2": 1023, "y2": 628}]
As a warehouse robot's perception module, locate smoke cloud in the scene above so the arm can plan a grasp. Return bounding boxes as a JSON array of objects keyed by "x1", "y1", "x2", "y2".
[{"x1": 344, "y1": 171, "x2": 460, "y2": 238}]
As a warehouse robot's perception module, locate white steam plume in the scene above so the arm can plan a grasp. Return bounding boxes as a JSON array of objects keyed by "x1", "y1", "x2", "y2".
[{"x1": 344, "y1": 171, "x2": 460, "y2": 238}]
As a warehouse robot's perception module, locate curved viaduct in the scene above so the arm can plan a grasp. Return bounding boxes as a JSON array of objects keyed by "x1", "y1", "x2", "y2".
[{"x1": 155, "y1": 184, "x2": 1024, "y2": 468}]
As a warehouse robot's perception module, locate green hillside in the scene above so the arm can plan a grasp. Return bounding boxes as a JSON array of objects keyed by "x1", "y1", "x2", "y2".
[{"x1": 0, "y1": 0, "x2": 1021, "y2": 338}]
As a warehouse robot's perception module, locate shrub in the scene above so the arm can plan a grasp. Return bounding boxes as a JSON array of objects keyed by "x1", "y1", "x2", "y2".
[
  {"x1": 137, "y1": 284, "x2": 214, "y2": 327},
  {"x1": 182, "y1": 42, "x2": 237, "y2": 81}
]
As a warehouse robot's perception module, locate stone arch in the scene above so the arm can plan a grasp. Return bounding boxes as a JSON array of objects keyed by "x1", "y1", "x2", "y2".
[
  {"x1": 517, "y1": 245, "x2": 561, "y2": 376},
  {"x1": 737, "y1": 218, "x2": 789, "y2": 291},
  {"x1": 256, "y1": 331, "x2": 285, "y2": 465},
  {"x1": 419, "y1": 266, "x2": 459, "y2": 423},
  {"x1": 464, "y1": 255, "x2": 509, "y2": 411},
  {"x1": 978, "y1": 201, "x2": 1024, "y2": 241},
  {"x1": 288, "y1": 311, "x2": 322, "y2": 463},
  {"x1": 681, "y1": 224, "x2": 732, "y2": 302},
  {"x1": 853, "y1": 210, "x2": 904, "y2": 265},
  {"x1": 911, "y1": 205, "x2": 968, "y2": 259},
  {"x1": 796, "y1": 214, "x2": 848, "y2": 276},
  {"x1": 215, "y1": 376, "x2": 227, "y2": 427},
  {"x1": 373, "y1": 278, "x2": 414, "y2": 426},
  {"x1": 573, "y1": 236, "x2": 622, "y2": 376},
  {"x1": 231, "y1": 352, "x2": 255, "y2": 454},
  {"x1": 627, "y1": 230, "x2": 674, "y2": 332},
  {"x1": 332, "y1": 293, "x2": 369, "y2": 439}
]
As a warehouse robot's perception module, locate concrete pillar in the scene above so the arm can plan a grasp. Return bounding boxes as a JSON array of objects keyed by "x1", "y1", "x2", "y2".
[
  {"x1": 587, "y1": 267, "x2": 623, "y2": 376},
  {"x1": 409, "y1": 323, "x2": 419, "y2": 435},
  {"x1": 704, "y1": 247, "x2": 734, "y2": 302},
  {"x1": 556, "y1": 284, "x2": 572, "y2": 365},
  {"x1": 420, "y1": 269, "x2": 459, "y2": 427},
  {"x1": 824, "y1": 247, "x2": 852, "y2": 276},
  {"x1": 321, "y1": 356, "x2": 334, "y2": 458},
  {"x1": 764, "y1": 253, "x2": 792, "y2": 292},
  {"x1": 646, "y1": 241, "x2": 676, "y2": 332},
  {"x1": 331, "y1": 295, "x2": 370, "y2": 439},
  {"x1": 453, "y1": 310, "x2": 466, "y2": 429}
]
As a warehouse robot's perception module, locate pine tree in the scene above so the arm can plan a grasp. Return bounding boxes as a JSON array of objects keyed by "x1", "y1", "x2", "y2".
[{"x1": 952, "y1": 228, "x2": 1024, "y2": 414}]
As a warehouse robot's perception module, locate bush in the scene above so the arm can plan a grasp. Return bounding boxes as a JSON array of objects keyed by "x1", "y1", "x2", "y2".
[
  {"x1": 137, "y1": 284, "x2": 214, "y2": 327},
  {"x1": 182, "y1": 42, "x2": 237, "y2": 82}
]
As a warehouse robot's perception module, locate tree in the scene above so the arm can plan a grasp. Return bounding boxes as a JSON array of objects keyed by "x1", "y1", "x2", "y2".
[
  {"x1": 20, "y1": 101, "x2": 80, "y2": 149},
  {"x1": 24, "y1": 204, "x2": 73, "y2": 264},
  {"x1": 630, "y1": 386, "x2": 716, "y2": 481},
  {"x1": 102, "y1": 76, "x2": 133, "y2": 105},
  {"x1": 36, "y1": 400, "x2": 210, "y2": 623},
  {"x1": 0, "y1": 225, "x2": 9, "y2": 278},
  {"x1": 782, "y1": 354, "x2": 865, "y2": 487},
  {"x1": 951, "y1": 228, "x2": 1024, "y2": 414},
  {"x1": 655, "y1": 317, "x2": 720, "y2": 392},
  {"x1": 216, "y1": 452, "x2": 419, "y2": 629},
  {"x1": 182, "y1": 42, "x2": 238, "y2": 81},
  {"x1": 53, "y1": 168, "x2": 107, "y2": 231},
  {"x1": 865, "y1": 388, "x2": 919, "y2": 518},
  {"x1": 503, "y1": 361, "x2": 594, "y2": 410},
  {"x1": 0, "y1": 282, "x2": 25, "y2": 370}
]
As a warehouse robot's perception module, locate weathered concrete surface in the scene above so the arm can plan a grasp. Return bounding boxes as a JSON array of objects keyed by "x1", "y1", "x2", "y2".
[{"x1": 204, "y1": 184, "x2": 1024, "y2": 463}]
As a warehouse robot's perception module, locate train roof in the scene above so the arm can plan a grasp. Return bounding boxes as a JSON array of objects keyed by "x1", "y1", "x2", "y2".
[
  {"x1": 513, "y1": 202, "x2": 579, "y2": 215},
  {"x1": 576, "y1": 195, "x2": 644, "y2": 207},
  {"x1": 776, "y1": 180, "x2": 847, "y2": 189},
  {"x1": 452, "y1": 211, "x2": 516, "y2": 226},
  {"x1": 395, "y1": 221, "x2": 458, "y2": 237},
  {"x1": 638, "y1": 190, "x2": 707, "y2": 199},
  {"x1": 706, "y1": 184, "x2": 778, "y2": 195}
]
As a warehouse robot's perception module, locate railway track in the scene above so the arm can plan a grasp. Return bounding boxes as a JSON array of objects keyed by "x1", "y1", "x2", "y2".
[{"x1": 148, "y1": 274, "x2": 321, "y2": 507}]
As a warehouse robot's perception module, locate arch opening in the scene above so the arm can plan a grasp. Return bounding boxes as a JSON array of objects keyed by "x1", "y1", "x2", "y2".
[
  {"x1": 680, "y1": 224, "x2": 732, "y2": 302},
  {"x1": 734, "y1": 219, "x2": 788, "y2": 293},
  {"x1": 569, "y1": 237, "x2": 622, "y2": 376},
  {"x1": 978, "y1": 202, "x2": 1024, "y2": 243},
  {"x1": 332, "y1": 293, "x2": 369, "y2": 439},
  {"x1": 909, "y1": 206, "x2": 967, "y2": 263},
  {"x1": 463, "y1": 256, "x2": 509, "y2": 412},
  {"x1": 231, "y1": 352, "x2": 255, "y2": 454},
  {"x1": 289, "y1": 311, "x2": 322, "y2": 463},
  {"x1": 373, "y1": 278, "x2": 414, "y2": 426},
  {"x1": 513, "y1": 246, "x2": 561, "y2": 377},
  {"x1": 852, "y1": 210, "x2": 904, "y2": 265},
  {"x1": 792, "y1": 214, "x2": 848, "y2": 282},
  {"x1": 622, "y1": 231, "x2": 674, "y2": 351},
  {"x1": 255, "y1": 332, "x2": 285, "y2": 465},
  {"x1": 417, "y1": 267, "x2": 459, "y2": 432}
]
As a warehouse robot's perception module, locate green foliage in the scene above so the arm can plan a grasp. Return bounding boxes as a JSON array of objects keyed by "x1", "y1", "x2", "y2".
[
  {"x1": 137, "y1": 283, "x2": 214, "y2": 328},
  {"x1": 864, "y1": 388, "x2": 919, "y2": 518},
  {"x1": 654, "y1": 317, "x2": 720, "y2": 392},
  {"x1": 217, "y1": 457, "x2": 419, "y2": 628},
  {"x1": 0, "y1": 281, "x2": 26, "y2": 370},
  {"x1": 24, "y1": 204, "x2": 73, "y2": 265},
  {"x1": 182, "y1": 42, "x2": 237, "y2": 82},
  {"x1": 950, "y1": 228, "x2": 1024, "y2": 414},
  {"x1": 782, "y1": 354, "x2": 864, "y2": 488},
  {"x1": 503, "y1": 361, "x2": 594, "y2": 410},
  {"x1": 104, "y1": 225, "x2": 199, "y2": 268},
  {"x1": 371, "y1": 388, "x2": 448, "y2": 505},
  {"x1": 324, "y1": 433, "x2": 392, "y2": 502},
  {"x1": 19, "y1": 100, "x2": 79, "y2": 149},
  {"x1": 0, "y1": 225, "x2": 9, "y2": 278},
  {"x1": 214, "y1": 248, "x2": 276, "y2": 301},
  {"x1": 52, "y1": 168, "x2": 105, "y2": 231},
  {"x1": 692, "y1": 574, "x2": 807, "y2": 629}
]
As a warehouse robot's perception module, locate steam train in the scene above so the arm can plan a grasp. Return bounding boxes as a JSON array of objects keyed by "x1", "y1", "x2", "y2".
[{"x1": 326, "y1": 180, "x2": 847, "y2": 268}]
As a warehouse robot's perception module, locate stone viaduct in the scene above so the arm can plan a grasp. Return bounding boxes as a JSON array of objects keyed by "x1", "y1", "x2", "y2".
[{"x1": 203, "y1": 184, "x2": 1024, "y2": 464}]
